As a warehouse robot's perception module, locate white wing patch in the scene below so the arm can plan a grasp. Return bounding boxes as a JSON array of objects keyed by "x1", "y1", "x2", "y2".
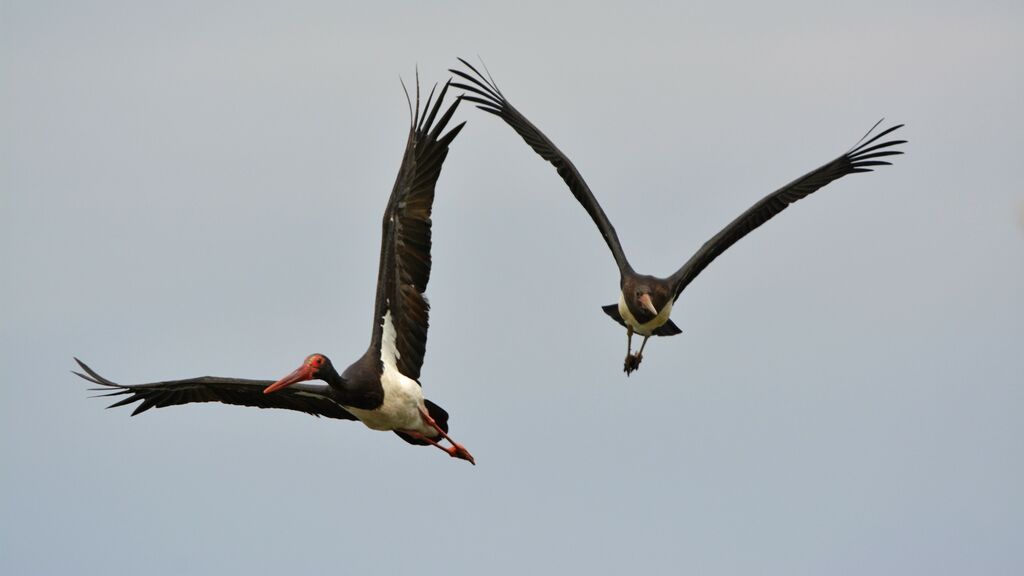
[
  {"x1": 381, "y1": 307, "x2": 401, "y2": 372},
  {"x1": 347, "y1": 306, "x2": 432, "y2": 435}
]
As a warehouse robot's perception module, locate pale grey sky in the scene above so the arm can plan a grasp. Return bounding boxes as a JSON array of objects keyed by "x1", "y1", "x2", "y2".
[{"x1": 2, "y1": 1, "x2": 1023, "y2": 575}]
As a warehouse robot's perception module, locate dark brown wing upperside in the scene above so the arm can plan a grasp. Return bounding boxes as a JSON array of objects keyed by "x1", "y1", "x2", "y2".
[
  {"x1": 369, "y1": 78, "x2": 465, "y2": 382},
  {"x1": 668, "y1": 121, "x2": 906, "y2": 299},
  {"x1": 450, "y1": 58, "x2": 633, "y2": 276},
  {"x1": 76, "y1": 358, "x2": 356, "y2": 420}
]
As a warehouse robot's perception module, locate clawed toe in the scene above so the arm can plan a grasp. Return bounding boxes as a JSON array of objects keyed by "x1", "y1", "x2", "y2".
[{"x1": 623, "y1": 353, "x2": 643, "y2": 375}]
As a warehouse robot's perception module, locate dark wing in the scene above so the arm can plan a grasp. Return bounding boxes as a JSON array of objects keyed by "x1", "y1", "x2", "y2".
[
  {"x1": 668, "y1": 121, "x2": 906, "y2": 298},
  {"x1": 450, "y1": 58, "x2": 634, "y2": 275},
  {"x1": 369, "y1": 77, "x2": 465, "y2": 381},
  {"x1": 75, "y1": 358, "x2": 356, "y2": 420}
]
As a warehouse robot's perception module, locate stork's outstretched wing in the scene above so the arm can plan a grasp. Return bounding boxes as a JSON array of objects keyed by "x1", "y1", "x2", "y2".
[
  {"x1": 369, "y1": 78, "x2": 465, "y2": 382},
  {"x1": 450, "y1": 58, "x2": 634, "y2": 276},
  {"x1": 76, "y1": 358, "x2": 356, "y2": 420},
  {"x1": 668, "y1": 122, "x2": 906, "y2": 297}
]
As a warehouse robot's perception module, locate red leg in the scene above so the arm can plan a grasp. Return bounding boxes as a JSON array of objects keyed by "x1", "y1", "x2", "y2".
[
  {"x1": 417, "y1": 406, "x2": 475, "y2": 465},
  {"x1": 402, "y1": 430, "x2": 468, "y2": 460}
]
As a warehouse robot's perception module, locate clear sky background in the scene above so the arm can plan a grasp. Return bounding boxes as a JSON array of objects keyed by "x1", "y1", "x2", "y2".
[{"x1": 3, "y1": 1, "x2": 1022, "y2": 574}]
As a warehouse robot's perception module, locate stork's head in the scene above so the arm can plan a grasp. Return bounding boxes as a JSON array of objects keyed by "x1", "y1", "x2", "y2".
[{"x1": 263, "y1": 353, "x2": 337, "y2": 394}]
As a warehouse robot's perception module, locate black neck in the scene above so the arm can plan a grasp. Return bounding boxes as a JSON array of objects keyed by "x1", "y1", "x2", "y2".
[
  {"x1": 334, "y1": 353, "x2": 386, "y2": 410},
  {"x1": 318, "y1": 362, "x2": 347, "y2": 389}
]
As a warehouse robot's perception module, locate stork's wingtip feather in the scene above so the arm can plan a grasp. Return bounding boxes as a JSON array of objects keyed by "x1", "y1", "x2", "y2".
[
  {"x1": 89, "y1": 390, "x2": 129, "y2": 398},
  {"x1": 73, "y1": 368, "x2": 107, "y2": 387}
]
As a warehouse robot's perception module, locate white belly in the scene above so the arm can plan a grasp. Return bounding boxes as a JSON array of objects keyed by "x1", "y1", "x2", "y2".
[
  {"x1": 618, "y1": 292, "x2": 673, "y2": 336},
  {"x1": 343, "y1": 366, "x2": 431, "y2": 434},
  {"x1": 344, "y1": 308, "x2": 434, "y2": 436}
]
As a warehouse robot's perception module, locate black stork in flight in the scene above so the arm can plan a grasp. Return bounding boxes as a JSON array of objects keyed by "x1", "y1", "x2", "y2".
[
  {"x1": 451, "y1": 58, "x2": 905, "y2": 375},
  {"x1": 76, "y1": 77, "x2": 474, "y2": 464}
]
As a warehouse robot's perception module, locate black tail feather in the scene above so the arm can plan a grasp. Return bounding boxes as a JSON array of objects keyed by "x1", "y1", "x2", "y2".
[
  {"x1": 653, "y1": 319, "x2": 682, "y2": 336},
  {"x1": 602, "y1": 304, "x2": 627, "y2": 328},
  {"x1": 424, "y1": 399, "x2": 449, "y2": 433}
]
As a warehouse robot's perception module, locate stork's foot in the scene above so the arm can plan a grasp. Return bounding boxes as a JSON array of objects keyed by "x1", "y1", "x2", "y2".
[
  {"x1": 624, "y1": 353, "x2": 643, "y2": 375},
  {"x1": 446, "y1": 443, "x2": 476, "y2": 465},
  {"x1": 402, "y1": 429, "x2": 476, "y2": 466},
  {"x1": 416, "y1": 405, "x2": 475, "y2": 465}
]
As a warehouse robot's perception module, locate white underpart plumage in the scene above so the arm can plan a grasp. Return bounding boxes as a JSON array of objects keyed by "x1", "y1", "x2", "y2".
[
  {"x1": 342, "y1": 308, "x2": 434, "y2": 436},
  {"x1": 618, "y1": 292, "x2": 674, "y2": 336}
]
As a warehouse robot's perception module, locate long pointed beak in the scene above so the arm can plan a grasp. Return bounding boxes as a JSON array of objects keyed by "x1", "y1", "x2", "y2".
[
  {"x1": 263, "y1": 363, "x2": 316, "y2": 394},
  {"x1": 639, "y1": 293, "x2": 658, "y2": 317}
]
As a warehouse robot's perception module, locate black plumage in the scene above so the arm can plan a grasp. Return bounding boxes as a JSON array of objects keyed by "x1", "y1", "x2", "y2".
[
  {"x1": 451, "y1": 58, "x2": 905, "y2": 375},
  {"x1": 77, "y1": 75, "x2": 473, "y2": 463},
  {"x1": 77, "y1": 357, "x2": 356, "y2": 420}
]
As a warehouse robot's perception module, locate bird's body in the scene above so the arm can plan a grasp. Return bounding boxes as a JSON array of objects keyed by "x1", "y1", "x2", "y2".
[
  {"x1": 78, "y1": 76, "x2": 474, "y2": 463},
  {"x1": 452, "y1": 58, "x2": 905, "y2": 374},
  {"x1": 336, "y1": 312, "x2": 434, "y2": 435},
  {"x1": 617, "y1": 287, "x2": 674, "y2": 337}
]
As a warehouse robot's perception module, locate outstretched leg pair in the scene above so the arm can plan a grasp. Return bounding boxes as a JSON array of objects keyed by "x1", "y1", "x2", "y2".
[
  {"x1": 404, "y1": 407, "x2": 476, "y2": 465},
  {"x1": 623, "y1": 328, "x2": 651, "y2": 376}
]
